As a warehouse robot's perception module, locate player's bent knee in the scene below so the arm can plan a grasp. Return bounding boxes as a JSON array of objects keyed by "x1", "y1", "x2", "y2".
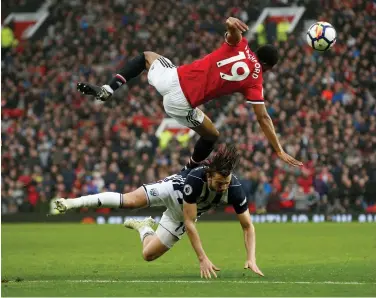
[
  {"x1": 142, "y1": 250, "x2": 159, "y2": 262},
  {"x1": 203, "y1": 130, "x2": 220, "y2": 142},
  {"x1": 212, "y1": 130, "x2": 220, "y2": 140},
  {"x1": 144, "y1": 51, "x2": 161, "y2": 69},
  {"x1": 193, "y1": 125, "x2": 220, "y2": 142},
  {"x1": 193, "y1": 115, "x2": 220, "y2": 141}
]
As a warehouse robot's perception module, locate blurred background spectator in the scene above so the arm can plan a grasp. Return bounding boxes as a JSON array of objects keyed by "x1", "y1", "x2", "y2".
[{"x1": 1, "y1": 0, "x2": 376, "y2": 215}]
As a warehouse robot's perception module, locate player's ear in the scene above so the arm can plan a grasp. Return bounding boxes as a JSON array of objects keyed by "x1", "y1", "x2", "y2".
[{"x1": 206, "y1": 172, "x2": 213, "y2": 181}]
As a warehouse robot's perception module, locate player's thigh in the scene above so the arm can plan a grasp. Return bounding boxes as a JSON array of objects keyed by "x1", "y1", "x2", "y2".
[
  {"x1": 147, "y1": 56, "x2": 177, "y2": 95},
  {"x1": 168, "y1": 108, "x2": 219, "y2": 141},
  {"x1": 144, "y1": 51, "x2": 162, "y2": 70},
  {"x1": 155, "y1": 214, "x2": 185, "y2": 248},
  {"x1": 163, "y1": 92, "x2": 206, "y2": 129},
  {"x1": 142, "y1": 214, "x2": 184, "y2": 261},
  {"x1": 163, "y1": 88, "x2": 219, "y2": 140},
  {"x1": 122, "y1": 187, "x2": 148, "y2": 209}
]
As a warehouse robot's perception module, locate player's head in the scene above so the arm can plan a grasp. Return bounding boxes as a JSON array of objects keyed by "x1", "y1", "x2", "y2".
[
  {"x1": 255, "y1": 44, "x2": 279, "y2": 72},
  {"x1": 204, "y1": 144, "x2": 240, "y2": 193}
]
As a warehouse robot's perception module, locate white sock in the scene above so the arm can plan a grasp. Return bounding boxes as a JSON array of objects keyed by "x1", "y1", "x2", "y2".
[
  {"x1": 66, "y1": 192, "x2": 124, "y2": 209},
  {"x1": 139, "y1": 226, "x2": 155, "y2": 242},
  {"x1": 102, "y1": 84, "x2": 114, "y2": 94}
]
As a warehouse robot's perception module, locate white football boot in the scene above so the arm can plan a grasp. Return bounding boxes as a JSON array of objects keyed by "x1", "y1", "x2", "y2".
[
  {"x1": 124, "y1": 217, "x2": 155, "y2": 231},
  {"x1": 54, "y1": 198, "x2": 69, "y2": 214}
]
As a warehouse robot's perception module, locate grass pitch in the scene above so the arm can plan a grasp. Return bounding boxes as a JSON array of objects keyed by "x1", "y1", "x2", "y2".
[{"x1": 1, "y1": 222, "x2": 376, "y2": 296}]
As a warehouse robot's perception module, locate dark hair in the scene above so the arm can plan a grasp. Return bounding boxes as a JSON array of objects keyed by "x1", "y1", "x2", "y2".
[
  {"x1": 204, "y1": 144, "x2": 240, "y2": 177},
  {"x1": 255, "y1": 44, "x2": 279, "y2": 67}
]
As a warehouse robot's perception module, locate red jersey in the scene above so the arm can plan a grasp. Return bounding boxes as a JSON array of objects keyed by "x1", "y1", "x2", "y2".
[{"x1": 177, "y1": 37, "x2": 264, "y2": 108}]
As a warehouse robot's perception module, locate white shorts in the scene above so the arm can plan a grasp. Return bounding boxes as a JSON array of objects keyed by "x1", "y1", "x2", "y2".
[
  {"x1": 143, "y1": 175, "x2": 186, "y2": 248},
  {"x1": 147, "y1": 56, "x2": 205, "y2": 128}
]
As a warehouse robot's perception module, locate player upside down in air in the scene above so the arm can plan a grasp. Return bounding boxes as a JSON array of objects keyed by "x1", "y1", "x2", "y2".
[
  {"x1": 77, "y1": 17, "x2": 303, "y2": 169},
  {"x1": 54, "y1": 145, "x2": 264, "y2": 279}
]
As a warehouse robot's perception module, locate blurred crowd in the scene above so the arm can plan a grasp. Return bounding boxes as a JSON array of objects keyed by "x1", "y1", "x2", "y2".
[{"x1": 2, "y1": 0, "x2": 376, "y2": 215}]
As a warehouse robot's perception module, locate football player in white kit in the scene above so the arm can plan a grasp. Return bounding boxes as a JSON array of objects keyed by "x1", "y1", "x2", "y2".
[{"x1": 53, "y1": 145, "x2": 264, "y2": 279}]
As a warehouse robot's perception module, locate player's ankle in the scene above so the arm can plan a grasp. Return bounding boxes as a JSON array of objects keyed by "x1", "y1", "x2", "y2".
[
  {"x1": 139, "y1": 226, "x2": 155, "y2": 242},
  {"x1": 102, "y1": 85, "x2": 114, "y2": 94}
]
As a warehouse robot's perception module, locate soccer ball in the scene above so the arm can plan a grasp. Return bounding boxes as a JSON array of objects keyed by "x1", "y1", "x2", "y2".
[{"x1": 306, "y1": 21, "x2": 336, "y2": 51}]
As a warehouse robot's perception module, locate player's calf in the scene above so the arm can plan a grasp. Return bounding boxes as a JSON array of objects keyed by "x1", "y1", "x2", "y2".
[
  {"x1": 124, "y1": 217, "x2": 170, "y2": 262},
  {"x1": 142, "y1": 235, "x2": 170, "y2": 262},
  {"x1": 104, "y1": 52, "x2": 147, "y2": 94},
  {"x1": 77, "y1": 51, "x2": 161, "y2": 100}
]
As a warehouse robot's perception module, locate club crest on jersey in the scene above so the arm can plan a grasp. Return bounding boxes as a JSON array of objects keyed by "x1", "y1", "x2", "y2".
[
  {"x1": 149, "y1": 188, "x2": 159, "y2": 196},
  {"x1": 183, "y1": 184, "x2": 193, "y2": 196}
]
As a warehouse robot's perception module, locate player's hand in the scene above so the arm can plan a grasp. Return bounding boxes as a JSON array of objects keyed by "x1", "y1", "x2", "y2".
[
  {"x1": 226, "y1": 17, "x2": 249, "y2": 33},
  {"x1": 277, "y1": 151, "x2": 303, "y2": 167},
  {"x1": 244, "y1": 260, "x2": 264, "y2": 277},
  {"x1": 200, "y1": 258, "x2": 220, "y2": 279}
]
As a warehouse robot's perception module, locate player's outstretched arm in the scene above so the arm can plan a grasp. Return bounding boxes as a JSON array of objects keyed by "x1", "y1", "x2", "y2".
[
  {"x1": 225, "y1": 17, "x2": 248, "y2": 46},
  {"x1": 252, "y1": 104, "x2": 303, "y2": 167},
  {"x1": 183, "y1": 202, "x2": 220, "y2": 279},
  {"x1": 237, "y1": 210, "x2": 264, "y2": 277}
]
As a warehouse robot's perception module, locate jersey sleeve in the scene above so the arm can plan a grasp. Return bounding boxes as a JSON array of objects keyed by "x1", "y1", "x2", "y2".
[
  {"x1": 183, "y1": 173, "x2": 204, "y2": 204},
  {"x1": 243, "y1": 84, "x2": 264, "y2": 104},
  {"x1": 228, "y1": 183, "x2": 248, "y2": 214}
]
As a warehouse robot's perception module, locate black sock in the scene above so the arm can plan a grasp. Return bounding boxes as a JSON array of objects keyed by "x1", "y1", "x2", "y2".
[
  {"x1": 107, "y1": 53, "x2": 146, "y2": 92},
  {"x1": 188, "y1": 137, "x2": 218, "y2": 168}
]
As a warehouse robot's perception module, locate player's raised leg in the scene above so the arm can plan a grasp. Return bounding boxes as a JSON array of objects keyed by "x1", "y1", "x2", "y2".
[
  {"x1": 54, "y1": 186, "x2": 149, "y2": 212},
  {"x1": 77, "y1": 51, "x2": 161, "y2": 101}
]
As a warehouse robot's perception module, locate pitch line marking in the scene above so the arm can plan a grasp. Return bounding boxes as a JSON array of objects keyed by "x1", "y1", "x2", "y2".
[{"x1": 7, "y1": 280, "x2": 375, "y2": 285}]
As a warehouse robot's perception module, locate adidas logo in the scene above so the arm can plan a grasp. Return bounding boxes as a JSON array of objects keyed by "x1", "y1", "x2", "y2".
[{"x1": 97, "y1": 198, "x2": 102, "y2": 207}]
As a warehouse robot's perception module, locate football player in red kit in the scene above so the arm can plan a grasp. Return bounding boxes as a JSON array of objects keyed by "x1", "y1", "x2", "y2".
[{"x1": 77, "y1": 17, "x2": 302, "y2": 169}]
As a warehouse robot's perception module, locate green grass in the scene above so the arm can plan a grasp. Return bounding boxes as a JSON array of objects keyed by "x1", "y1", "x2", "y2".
[{"x1": 2, "y1": 222, "x2": 376, "y2": 297}]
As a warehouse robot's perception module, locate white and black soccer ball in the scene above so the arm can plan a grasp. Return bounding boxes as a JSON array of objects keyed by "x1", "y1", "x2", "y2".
[{"x1": 306, "y1": 21, "x2": 337, "y2": 51}]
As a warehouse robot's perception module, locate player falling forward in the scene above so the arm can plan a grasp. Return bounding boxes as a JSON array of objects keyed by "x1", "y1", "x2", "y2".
[
  {"x1": 77, "y1": 17, "x2": 302, "y2": 169},
  {"x1": 54, "y1": 145, "x2": 264, "y2": 279}
]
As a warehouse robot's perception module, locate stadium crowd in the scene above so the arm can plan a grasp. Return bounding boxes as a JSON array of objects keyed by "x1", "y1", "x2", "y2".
[{"x1": 1, "y1": 0, "x2": 376, "y2": 215}]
